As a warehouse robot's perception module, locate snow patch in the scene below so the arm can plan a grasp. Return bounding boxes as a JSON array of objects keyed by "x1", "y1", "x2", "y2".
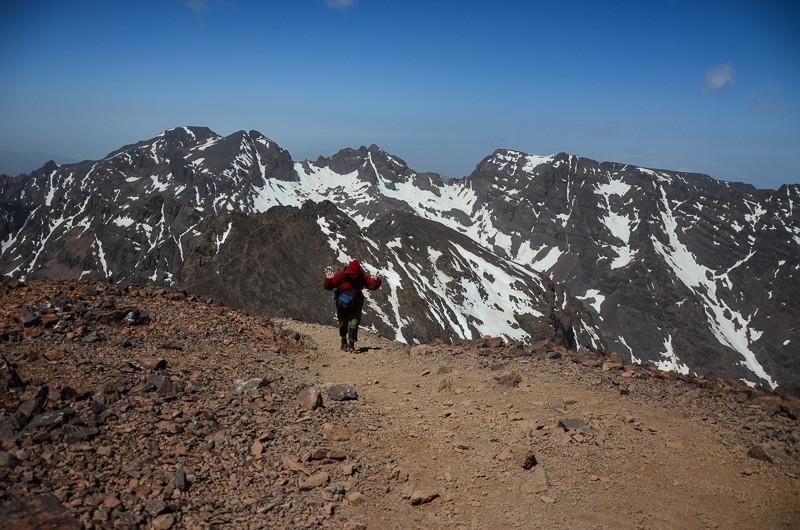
[
  {"x1": 112, "y1": 216, "x2": 135, "y2": 228},
  {"x1": 651, "y1": 186, "x2": 776, "y2": 389},
  {"x1": 529, "y1": 245, "x2": 563, "y2": 273},
  {"x1": 655, "y1": 335, "x2": 690, "y2": 375},
  {"x1": 578, "y1": 289, "x2": 605, "y2": 314},
  {"x1": 595, "y1": 176, "x2": 638, "y2": 269},
  {"x1": 317, "y1": 216, "x2": 349, "y2": 263},
  {"x1": 214, "y1": 221, "x2": 233, "y2": 255}
]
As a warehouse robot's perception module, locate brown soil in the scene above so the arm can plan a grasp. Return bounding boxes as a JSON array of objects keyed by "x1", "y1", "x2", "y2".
[
  {"x1": 283, "y1": 319, "x2": 800, "y2": 529},
  {"x1": 0, "y1": 281, "x2": 798, "y2": 529}
]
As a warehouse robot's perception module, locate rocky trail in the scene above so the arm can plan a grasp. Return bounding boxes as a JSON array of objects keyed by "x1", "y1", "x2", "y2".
[
  {"x1": 0, "y1": 280, "x2": 798, "y2": 529},
  {"x1": 284, "y1": 320, "x2": 800, "y2": 529}
]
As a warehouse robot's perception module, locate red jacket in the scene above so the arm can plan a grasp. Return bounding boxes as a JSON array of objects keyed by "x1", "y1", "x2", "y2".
[{"x1": 324, "y1": 260, "x2": 381, "y2": 310}]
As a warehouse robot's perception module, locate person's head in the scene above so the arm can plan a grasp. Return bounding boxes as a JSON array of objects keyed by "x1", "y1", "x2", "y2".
[{"x1": 344, "y1": 260, "x2": 361, "y2": 277}]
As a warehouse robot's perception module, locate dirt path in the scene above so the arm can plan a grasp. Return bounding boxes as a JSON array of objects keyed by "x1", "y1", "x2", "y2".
[{"x1": 282, "y1": 319, "x2": 800, "y2": 529}]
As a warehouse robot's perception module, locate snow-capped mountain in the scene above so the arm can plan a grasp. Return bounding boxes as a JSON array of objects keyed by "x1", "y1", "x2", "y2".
[
  {"x1": 179, "y1": 201, "x2": 599, "y2": 351},
  {"x1": 1, "y1": 126, "x2": 797, "y2": 392}
]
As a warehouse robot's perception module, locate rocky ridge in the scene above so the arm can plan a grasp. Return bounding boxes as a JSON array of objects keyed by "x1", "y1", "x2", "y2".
[
  {"x1": 1, "y1": 126, "x2": 797, "y2": 392},
  {"x1": 1, "y1": 280, "x2": 798, "y2": 528}
]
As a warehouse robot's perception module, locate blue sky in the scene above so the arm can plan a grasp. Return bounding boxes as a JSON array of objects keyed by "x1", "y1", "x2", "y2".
[{"x1": 1, "y1": 0, "x2": 798, "y2": 188}]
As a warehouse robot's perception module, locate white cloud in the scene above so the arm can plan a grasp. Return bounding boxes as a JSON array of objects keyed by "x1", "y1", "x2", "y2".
[
  {"x1": 704, "y1": 63, "x2": 735, "y2": 93},
  {"x1": 326, "y1": 0, "x2": 355, "y2": 10},
  {"x1": 185, "y1": 0, "x2": 208, "y2": 12},
  {"x1": 748, "y1": 86, "x2": 792, "y2": 113}
]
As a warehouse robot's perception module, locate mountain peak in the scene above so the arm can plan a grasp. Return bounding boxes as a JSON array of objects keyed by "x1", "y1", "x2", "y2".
[
  {"x1": 472, "y1": 149, "x2": 556, "y2": 179},
  {"x1": 1, "y1": 127, "x2": 798, "y2": 392}
]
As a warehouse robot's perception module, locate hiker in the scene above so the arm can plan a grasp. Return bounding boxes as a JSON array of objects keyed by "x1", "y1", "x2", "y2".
[{"x1": 324, "y1": 259, "x2": 382, "y2": 352}]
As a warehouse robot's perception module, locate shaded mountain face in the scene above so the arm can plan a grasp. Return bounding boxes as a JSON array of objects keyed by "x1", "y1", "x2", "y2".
[
  {"x1": 180, "y1": 201, "x2": 599, "y2": 349},
  {"x1": 0, "y1": 127, "x2": 296, "y2": 284},
  {"x1": 1, "y1": 127, "x2": 797, "y2": 392}
]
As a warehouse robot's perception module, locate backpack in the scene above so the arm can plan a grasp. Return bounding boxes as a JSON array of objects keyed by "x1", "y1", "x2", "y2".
[
  {"x1": 335, "y1": 290, "x2": 355, "y2": 310},
  {"x1": 334, "y1": 273, "x2": 361, "y2": 310}
]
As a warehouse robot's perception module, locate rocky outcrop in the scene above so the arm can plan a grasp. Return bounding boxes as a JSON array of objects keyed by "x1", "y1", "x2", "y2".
[{"x1": 0, "y1": 280, "x2": 361, "y2": 528}]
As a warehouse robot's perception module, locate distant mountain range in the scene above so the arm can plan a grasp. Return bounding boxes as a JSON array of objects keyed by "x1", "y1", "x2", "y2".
[
  {"x1": 0, "y1": 149, "x2": 78, "y2": 177},
  {"x1": 1, "y1": 126, "x2": 797, "y2": 393}
]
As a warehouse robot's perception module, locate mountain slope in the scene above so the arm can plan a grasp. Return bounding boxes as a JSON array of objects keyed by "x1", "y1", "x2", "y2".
[
  {"x1": 1, "y1": 127, "x2": 798, "y2": 391},
  {"x1": 1, "y1": 280, "x2": 798, "y2": 529},
  {"x1": 302, "y1": 147, "x2": 800, "y2": 391},
  {"x1": 179, "y1": 201, "x2": 601, "y2": 348}
]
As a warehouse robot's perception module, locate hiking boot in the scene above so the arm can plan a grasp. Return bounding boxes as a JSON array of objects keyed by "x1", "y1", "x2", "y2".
[
  {"x1": 340, "y1": 338, "x2": 347, "y2": 351},
  {"x1": 347, "y1": 342, "x2": 356, "y2": 352}
]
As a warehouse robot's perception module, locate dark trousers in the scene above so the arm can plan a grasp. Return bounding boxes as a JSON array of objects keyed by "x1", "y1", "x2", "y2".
[{"x1": 337, "y1": 307, "x2": 362, "y2": 344}]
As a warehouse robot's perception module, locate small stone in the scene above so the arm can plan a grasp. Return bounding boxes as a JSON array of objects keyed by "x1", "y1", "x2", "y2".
[
  {"x1": 43, "y1": 349, "x2": 66, "y2": 361},
  {"x1": 18, "y1": 306, "x2": 40, "y2": 326},
  {"x1": 16, "y1": 386, "x2": 48, "y2": 426},
  {"x1": 540, "y1": 495, "x2": 556, "y2": 504},
  {"x1": 558, "y1": 418, "x2": 587, "y2": 431},
  {"x1": 309, "y1": 447, "x2": 347, "y2": 461},
  {"x1": 497, "y1": 449, "x2": 514, "y2": 461},
  {"x1": 133, "y1": 375, "x2": 178, "y2": 397},
  {"x1": 410, "y1": 489, "x2": 439, "y2": 506},
  {"x1": 63, "y1": 426, "x2": 99, "y2": 444},
  {"x1": 514, "y1": 449, "x2": 538, "y2": 470},
  {"x1": 152, "y1": 513, "x2": 175, "y2": 530},
  {"x1": 297, "y1": 386, "x2": 322, "y2": 409},
  {"x1": 125, "y1": 310, "x2": 139, "y2": 325},
  {"x1": 511, "y1": 426, "x2": 530, "y2": 440},
  {"x1": 342, "y1": 463, "x2": 356, "y2": 475},
  {"x1": 344, "y1": 523, "x2": 367, "y2": 530},
  {"x1": 410, "y1": 345, "x2": 432, "y2": 356},
  {"x1": 666, "y1": 441, "x2": 684, "y2": 450},
  {"x1": 30, "y1": 410, "x2": 70, "y2": 429},
  {"x1": 388, "y1": 467, "x2": 409, "y2": 482},
  {"x1": 602, "y1": 362, "x2": 624, "y2": 372},
  {"x1": 299, "y1": 472, "x2": 330, "y2": 491},
  {"x1": 175, "y1": 467, "x2": 190, "y2": 492},
  {"x1": 41, "y1": 314, "x2": 60, "y2": 327},
  {"x1": 145, "y1": 498, "x2": 168, "y2": 517},
  {"x1": 281, "y1": 454, "x2": 311, "y2": 476},
  {"x1": 128, "y1": 357, "x2": 168, "y2": 371},
  {"x1": 83, "y1": 331, "x2": 102, "y2": 343},
  {"x1": 234, "y1": 378, "x2": 269, "y2": 393},
  {"x1": 495, "y1": 371, "x2": 522, "y2": 388},
  {"x1": 326, "y1": 384, "x2": 358, "y2": 401},
  {"x1": 522, "y1": 466, "x2": 548, "y2": 494},
  {"x1": 0, "y1": 354, "x2": 23, "y2": 392},
  {"x1": 103, "y1": 495, "x2": 121, "y2": 509},
  {"x1": 347, "y1": 492, "x2": 366, "y2": 506},
  {"x1": 0, "y1": 451, "x2": 20, "y2": 469},
  {"x1": 748, "y1": 444, "x2": 788, "y2": 463}
]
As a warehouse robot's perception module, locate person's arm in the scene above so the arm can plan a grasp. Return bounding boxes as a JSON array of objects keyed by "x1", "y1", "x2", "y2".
[
  {"x1": 324, "y1": 270, "x2": 343, "y2": 290},
  {"x1": 364, "y1": 271, "x2": 382, "y2": 290}
]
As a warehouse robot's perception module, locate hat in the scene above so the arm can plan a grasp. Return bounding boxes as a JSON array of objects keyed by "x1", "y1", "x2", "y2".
[{"x1": 344, "y1": 260, "x2": 361, "y2": 275}]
